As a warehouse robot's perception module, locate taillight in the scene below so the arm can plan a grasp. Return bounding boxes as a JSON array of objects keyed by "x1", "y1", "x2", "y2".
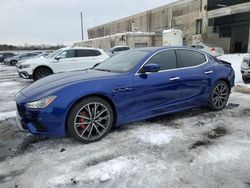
[{"x1": 210, "y1": 48, "x2": 216, "y2": 51}]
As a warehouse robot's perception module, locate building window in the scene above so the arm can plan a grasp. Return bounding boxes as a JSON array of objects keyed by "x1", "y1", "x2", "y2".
[
  {"x1": 196, "y1": 19, "x2": 202, "y2": 34},
  {"x1": 134, "y1": 43, "x2": 148, "y2": 48},
  {"x1": 200, "y1": 0, "x2": 203, "y2": 12}
]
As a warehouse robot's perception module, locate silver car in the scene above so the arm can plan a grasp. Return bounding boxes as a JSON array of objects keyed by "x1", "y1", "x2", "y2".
[
  {"x1": 241, "y1": 54, "x2": 250, "y2": 84},
  {"x1": 4, "y1": 52, "x2": 42, "y2": 66}
]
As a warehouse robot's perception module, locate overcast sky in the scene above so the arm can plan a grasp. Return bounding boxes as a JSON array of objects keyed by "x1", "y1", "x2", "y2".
[{"x1": 0, "y1": 0, "x2": 177, "y2": 45}]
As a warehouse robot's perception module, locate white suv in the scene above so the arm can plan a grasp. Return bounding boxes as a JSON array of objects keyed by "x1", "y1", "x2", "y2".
[{"x1": 17, "y1": 47, "x2": 109, "y2": 80}]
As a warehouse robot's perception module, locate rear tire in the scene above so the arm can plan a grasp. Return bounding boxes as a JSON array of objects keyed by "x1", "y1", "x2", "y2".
[
  {"x1": 208, "y1": 80, "x2": 230, "y2": 111},
  {"x1": 67, "y1": 97, "x2": 114, "y2": 143},
  {"x1": 33, "y1": 67, "x2": 52, "y2": 81}
]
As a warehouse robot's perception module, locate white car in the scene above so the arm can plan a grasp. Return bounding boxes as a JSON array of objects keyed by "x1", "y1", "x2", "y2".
[
  {"x1": 190, "y1": 43, "x2": 224, "y2": 57},
  {"x1": 18, "y1": 47, "x2": 109, "y2": 80},
  {"x1": 241, "y1": 54, "x2": 250, "y2": 84}
]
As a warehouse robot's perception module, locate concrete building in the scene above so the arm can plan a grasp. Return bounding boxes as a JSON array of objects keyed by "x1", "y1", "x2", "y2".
[{"x1": 76, "y1": 0, "x2": 250, "y2": 53}]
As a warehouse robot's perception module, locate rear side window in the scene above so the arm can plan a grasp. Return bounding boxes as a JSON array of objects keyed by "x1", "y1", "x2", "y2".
[
  {"x1": 146, "y1": 50, "x2": 177, "y2": 71},
  {"x1": 76, "y1": 49, "x2": 101, "y2": 57},
  {"x1": 178, "y1": 49, "x2": 206, "y2": 67}
]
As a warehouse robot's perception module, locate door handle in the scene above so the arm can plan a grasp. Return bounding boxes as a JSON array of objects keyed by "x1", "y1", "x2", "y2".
[
  {"x1": 204, "y1": 70, "x2": 213, "y2": 74},
  {"x1": 169, "y1": 77, "x2": 180, "y2": 81}
]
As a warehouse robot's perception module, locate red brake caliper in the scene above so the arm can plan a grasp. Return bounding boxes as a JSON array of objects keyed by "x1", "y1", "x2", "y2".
[{"x1": 79, "y1": 111, "x2": 87, "y2": 129}]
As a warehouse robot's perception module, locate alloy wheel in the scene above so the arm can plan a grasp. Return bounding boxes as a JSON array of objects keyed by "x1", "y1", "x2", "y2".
[
  {"x1": 212, "y1": 83, "x2": 229, "y2": 109},
  {"x1": 73, "y1": 102, "x2": 111, "y2": 141}
]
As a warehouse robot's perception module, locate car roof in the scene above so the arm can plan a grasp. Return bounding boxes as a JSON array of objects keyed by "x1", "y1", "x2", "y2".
[
  {"x1": 70, "y1": 46, "x2": 103, "y2": 50},
  {"x1": 133, "y1": 46, "x2": 196, "y2": 52}
]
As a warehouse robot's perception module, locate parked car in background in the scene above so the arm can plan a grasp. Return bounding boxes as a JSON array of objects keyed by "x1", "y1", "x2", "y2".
[
  {"x1": 17, "y1": 46, "x2": 109, "y2": 80},
  {"x1": 16, "y1": 51, "x2": 51, "y2": 68},
  {"x1": 107, "y1": 46, "x2": 131, "y2": 56},
  {"x1": 190, "y1": 43, "x2": 224, "y2": 57},
  {"x1": 241, "y1": 54, "x2": 250, "y2": 83},
  {"x1": 15, "y1": 47, "x2": 235, "y2": 143},
  {"x1": 4, "y1": 52, "x2": 42, "y2": 66},
  {"x1": 0, "y1": 52, "x2": 15, "y2": 63}
]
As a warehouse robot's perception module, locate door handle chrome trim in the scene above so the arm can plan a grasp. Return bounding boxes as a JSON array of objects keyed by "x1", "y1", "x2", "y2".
[
  {"x1": 204, "y1": 70, "x2": 213, "y2": 74},
  {"x1": 169, "y1": 77, "x2": 180, "y2": 81}
]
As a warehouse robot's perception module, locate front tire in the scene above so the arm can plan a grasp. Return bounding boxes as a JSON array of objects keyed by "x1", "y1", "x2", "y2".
[
  {"x1": 242, "y1": 76, "x2": 250, "y2": 84},
  {"x1": 67, "y1": 97, "x2": 114, "y2": 143},
  {"x1": 10, "y1": 60, "x2": 17, "y2": 66},
  {"x1": 208, "y1": 80, "x2": 230, "y2": 111},
  {"x1": 33, "y1": 67, "x2": 52, "y2": 81}
]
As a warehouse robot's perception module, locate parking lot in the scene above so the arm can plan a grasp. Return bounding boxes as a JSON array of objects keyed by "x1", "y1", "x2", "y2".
[{"x1": 0, "y1": 57, "x2": 250, "y2": 187}]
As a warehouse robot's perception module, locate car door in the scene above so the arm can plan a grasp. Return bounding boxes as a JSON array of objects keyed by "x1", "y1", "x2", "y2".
[
  {"x1": 176, "y1": 49, "x2": 214, "y2": 106},
  {"x1": 75, "y1": 49, "x2": 103, "y2": 70},
  {"x1": 50, "y1": 49, "x2": 78, "y2": 73},
  {"x1": 132, "y1": 49, "x2": 183, "y2": 119}
]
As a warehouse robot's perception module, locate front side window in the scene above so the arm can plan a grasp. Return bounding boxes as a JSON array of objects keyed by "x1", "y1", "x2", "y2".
[
  {"x1": 146, "y1": 50, "x2": 177, "y2": 71},
  {"x1": 57, "y1": 50, "x2": 75, "y2": 59},
  {"x1": 178, "y1": 49, "x2": 206, "y2": 67}
]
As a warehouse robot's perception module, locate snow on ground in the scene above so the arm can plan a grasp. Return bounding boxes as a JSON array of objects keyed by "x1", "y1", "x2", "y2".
[{"x1": 0, "y1": 57, "x2": 250, "y2": 188}]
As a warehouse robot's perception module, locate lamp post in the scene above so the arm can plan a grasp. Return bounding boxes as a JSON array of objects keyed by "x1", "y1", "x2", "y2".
[{"x1": 80, "y1": 12, "x2": 84, "y2": 41}]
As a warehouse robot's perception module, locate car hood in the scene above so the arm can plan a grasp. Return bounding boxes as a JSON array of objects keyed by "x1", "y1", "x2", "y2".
[
  {"x1": 22, "y1": 57, "x2": 50, "y2": 65},
  {"x1": 20, "y1": 69, "x2": 121, "y2": 99},
  {"x1": 243, "y1": 54, "x2": 250, "y2": 61}
]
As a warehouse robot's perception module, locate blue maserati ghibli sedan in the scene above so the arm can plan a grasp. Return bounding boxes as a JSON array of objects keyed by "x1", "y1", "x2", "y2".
[{"x1": 15, "y1": 47, "x2": 235, "y2": 143}]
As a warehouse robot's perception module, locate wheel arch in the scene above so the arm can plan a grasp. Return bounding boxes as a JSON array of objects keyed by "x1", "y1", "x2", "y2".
[
  {"x1": 65, "y1": 93, "x2": 117, "y2": 133},
  {"x1": 215, "y1": 78, "x2": 231, "y2": 92},
  {"x1": 33, "y1": 65, "x2": 54, "y2": 76}
]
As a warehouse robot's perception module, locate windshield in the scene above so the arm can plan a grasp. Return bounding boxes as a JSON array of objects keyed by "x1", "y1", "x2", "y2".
[
  {"x1": 94, "y1": 50, "x2": 148, "y2": 73},
  {"x1": 46, "y1": 49, "x2": 64, "y2": 58}
]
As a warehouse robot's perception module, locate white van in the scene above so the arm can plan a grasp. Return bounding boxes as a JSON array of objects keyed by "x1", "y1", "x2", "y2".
[
  {"x1": 163, "y1": 29, "x2": 183, "y2": 46},
  {"x1": 17, "y1": 47, "x2": 109, "y2": 80}
]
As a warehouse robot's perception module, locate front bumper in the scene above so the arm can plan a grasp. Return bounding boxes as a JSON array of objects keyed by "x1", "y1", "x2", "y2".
[
  {"x1": 18, "y1": 71, "x2": 33, "y2": 79},
  {"x1": 16, "y1": 111, "x2": 28, "y2": 132},
  {"x1": 15, "y1": 92, "x2": 66, "y2": 137}
]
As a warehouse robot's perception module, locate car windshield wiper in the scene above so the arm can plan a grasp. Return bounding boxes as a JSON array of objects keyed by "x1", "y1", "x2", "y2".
[{"x1": 94, "y1": 68, "x2": 111, "y2": 72}]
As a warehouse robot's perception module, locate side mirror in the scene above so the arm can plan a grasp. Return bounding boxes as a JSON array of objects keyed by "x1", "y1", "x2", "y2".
[
  {"x1": 55, "y1": 56, "x2": 61, "y2": 61},
  {"x1": 142, "y1": 63, "x2": 160, "y2": 73}
]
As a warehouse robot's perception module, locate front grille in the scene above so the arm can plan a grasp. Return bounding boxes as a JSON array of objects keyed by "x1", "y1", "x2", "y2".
[{"x1": 16, "y1": 103, "x2": 25, "y2": 117}]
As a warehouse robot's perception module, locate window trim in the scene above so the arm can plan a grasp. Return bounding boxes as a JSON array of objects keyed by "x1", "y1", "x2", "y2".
[
  {"x1": 137, "y1": 49, "x2": 178, "y2": 73},
  {"x1": 135, "y1": 48, "x2": 208, "y2": 76}
]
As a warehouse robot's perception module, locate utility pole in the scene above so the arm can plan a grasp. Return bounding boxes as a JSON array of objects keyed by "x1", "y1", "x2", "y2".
[{"x1": 80, "y1": 12, "x2": 84, "y2": 41}]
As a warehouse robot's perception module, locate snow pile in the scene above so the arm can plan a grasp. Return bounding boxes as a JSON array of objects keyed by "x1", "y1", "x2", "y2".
[
  {"x1": 137, "y1": 127, "x2": 182, "y2": 145},
  {"x1": 218, "y1": 54, "x2": 246, "y2": 83}
]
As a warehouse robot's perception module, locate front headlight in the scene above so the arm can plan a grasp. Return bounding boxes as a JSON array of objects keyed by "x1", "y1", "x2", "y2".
[
  {"x1": 26, "y1": 95, "x2": 57, "y2": 109},
  {"x1": 20, "y1": 64, "x2": 31, "y2": 69}
]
